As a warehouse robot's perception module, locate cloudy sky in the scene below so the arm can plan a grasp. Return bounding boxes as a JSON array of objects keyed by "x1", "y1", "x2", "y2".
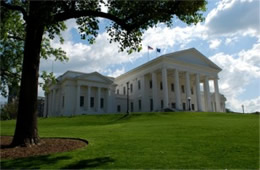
[
  {"x1": 37, "y1": 0, "x2": 260, "y2": 113},
  {"x1": 2, "y1": 0, "x2": 260, "y2": 113}
]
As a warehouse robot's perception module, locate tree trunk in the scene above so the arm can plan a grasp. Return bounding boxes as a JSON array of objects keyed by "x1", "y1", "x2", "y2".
[{"x1": 11, "y1": 18, "x2": 44, "y2": 147}]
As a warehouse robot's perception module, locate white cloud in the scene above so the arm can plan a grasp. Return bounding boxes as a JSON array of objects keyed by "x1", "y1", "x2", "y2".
[
  {"x1": 37, "y1": 0, "x2": 260, "y2": 113},
  {"x1": 210, "y1": 43, "x2": 260, "y2": 112},
  {"x1": 209, "y1": 39, "x2": 222, "y2": 49},
  {"x1": 238, "y1": 43, "x2": 260, "y2": 67},
  {"x1": 228, "y1": 96, "x2": 260, "y2": 113},
  {"x1": 206, "y1": 0, "x2": 260, "y2": 37},
  {"x1": 106, "y1": 68, "x2": 126, "y2": 77},
  {"x1": 142, "y1": 23, "x2": 207, "y2": 51},
  {"x1": 40, "y1": 31, "x2": 145, "y2": 77},
  {"x1": 100, "y1": 0, "x2": 108, "y2": 13},
  {"x1": 225, "y1": 36, "x2": 238, "y2": 45}
]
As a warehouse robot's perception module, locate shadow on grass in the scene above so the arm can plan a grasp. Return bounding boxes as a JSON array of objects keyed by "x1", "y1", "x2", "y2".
[
  {"x1": 1, "y1": 155, "x2": 71, "y2": 169},
  {"x1": 1, "y1": 155, "x2": 115, "y2": 169},
  {"x1": 62, "y1": 156, "x2": 115, "y2": 169}
]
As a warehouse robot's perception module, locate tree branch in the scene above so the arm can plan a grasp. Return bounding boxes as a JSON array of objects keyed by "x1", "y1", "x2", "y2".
[
  {"x1": 8, "y1": 35, "x2": 25, "y2": 41},
  {"x1": 1, "y1": 1, "x2": 27, "y2": 21},
  {"x1": 52, "y1": 10, "x2": 132, "y2": 32}
]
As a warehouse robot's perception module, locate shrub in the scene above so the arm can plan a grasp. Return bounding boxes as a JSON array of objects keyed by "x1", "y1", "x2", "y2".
[{"x1": 0, "y1": 100, "x2": 18, "y2": 120}]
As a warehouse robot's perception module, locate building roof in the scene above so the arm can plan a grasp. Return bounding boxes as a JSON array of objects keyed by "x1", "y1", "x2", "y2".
[
  {"x1": 57, "y1": 70, "x2": 114, "y2": 83},
  {"x1": 163, "y1": 48, "x2": 221, "y2": 70},
  {"x1": 116, "y1": 48, "x2": 222, "y2": 80}
]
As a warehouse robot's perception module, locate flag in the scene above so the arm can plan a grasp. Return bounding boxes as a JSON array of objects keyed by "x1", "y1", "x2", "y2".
[
  {"x1": 148, "y1": 46, "x2": 153, "y2": 50},
  {"x1": 156, "y1": 48, "x2": 161, "y2": 53}
]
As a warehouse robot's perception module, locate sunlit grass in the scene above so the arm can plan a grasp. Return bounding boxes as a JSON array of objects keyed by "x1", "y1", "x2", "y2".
[{"x1": 1, "y1": 112, "x2": 259, "y2": 169}]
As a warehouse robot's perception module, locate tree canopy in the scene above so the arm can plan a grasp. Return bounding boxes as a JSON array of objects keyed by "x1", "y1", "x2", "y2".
[
  {"x1": 0, "y1": 0, "x2": 207, "y2": 147},
  {"x1": 0, "y1": 3, "x2": 68, "y2": 102}
]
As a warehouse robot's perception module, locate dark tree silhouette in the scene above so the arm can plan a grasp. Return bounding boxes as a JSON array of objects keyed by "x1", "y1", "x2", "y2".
[{"x1": 1, "y1": 0, "x2": 206, "y2": 147}]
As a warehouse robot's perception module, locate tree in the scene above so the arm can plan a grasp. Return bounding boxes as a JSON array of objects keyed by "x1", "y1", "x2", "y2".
[
  {"x1": 1, "y1": 0, "x2": 206, "y2": 147},
  {"x1": 0, "y1": 4, "x2": 68, "y2": 103}
]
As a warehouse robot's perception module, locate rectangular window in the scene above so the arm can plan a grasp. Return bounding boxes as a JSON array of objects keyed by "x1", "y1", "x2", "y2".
[
  {"x1": 100, "y1": 98, "x2": 104, "y2": 108},
  {"x1": 117, "y1": 89, "x2": 119, "y2": 94},
  {"x1": 160, "y1": 82, "x2": 163, "y2": 90},
  {"x1": 130, "y1": 84, "x2": 133, "y2": 93},
  {"x1": 161, "y1": 100, "x2": 164, "y2": 109},
  {"x1": 171, "y1": 83, "x2": 174, "y2": 92},
  {"x1": 80, "y1": 96, "x2": 84, "y2": 107},
  {"x1": 181, "y1": 85, "x2": 185, "y2": 93},
  {"x1": 90, "y1": 97, "x2": 94, "y2": 108},
  {"x1": 150, "y1": 99, "x2": 153, "y2": 111},
  {"x1": 183, "y1": 102, "x2": 186, "y2": 110},
  {"x1": 62, "y1": 96, "x2": 64, "y2": 108},
  {"x1": 192, "y1": 104, "x2": 195, "y2": 110},
  {"x1": 123, "y1": 87, "x2": 126, "y2": 95},
  {"x1": 138, "y1": 80, "x2": 141, "y2": 90},
  {"x1": 191, "y1": 88, "x2": 194, "y2": 95},
  {"x1": 117, "y1": 105, "x2": 121, "y2": 112},
  {"x1": 131, "y1": 102, "x2": 134, "y2": 112},
  {"x1": 138, "y1": 100, "x2": 142, "y2": 110},
  {"x1": 150, "y1": 80, "x2": 153, "y2": 89},
  {"x1": 172, "y1": 102, "x2": 176, "y2": 109}
]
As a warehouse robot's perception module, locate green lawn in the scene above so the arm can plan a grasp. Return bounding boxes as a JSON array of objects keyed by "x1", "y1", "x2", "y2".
[{"x1": 1, "y1": 112, "x2": 259, "y2": 169}]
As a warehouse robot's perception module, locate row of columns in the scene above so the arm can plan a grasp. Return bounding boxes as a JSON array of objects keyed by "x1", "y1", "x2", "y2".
[
  {"x1": 45, "y1": 88, "x2": 60, "y2": 117},
  {"x1": 45, "y1": 85, "x2": 111, "y2": 116},
  {"x1": 75, "y1": 85, "x2": 109, "y2": 114},
  {"x1": 150, "y1": 68, "x2": 221, "y2": 112}
]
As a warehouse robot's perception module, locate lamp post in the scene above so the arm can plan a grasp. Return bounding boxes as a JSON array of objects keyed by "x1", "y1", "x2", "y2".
[
  {"x1": 187, "y1": 96, "x2": 191, "y2": 111},
  {"x1": 242, "y1": 105, "x2": 244, "y2": 114}
]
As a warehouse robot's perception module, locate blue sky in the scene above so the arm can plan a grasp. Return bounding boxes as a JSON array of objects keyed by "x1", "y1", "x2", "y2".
[{"x1": 1, "y1": 0, "x2": 260, "y2": 113}]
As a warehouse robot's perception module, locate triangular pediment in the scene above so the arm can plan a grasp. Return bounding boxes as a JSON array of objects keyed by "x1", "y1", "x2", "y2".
[
  {"x1": 164, "y1": 48, "x2": 221, "y2": 70},
  {"x1": 77, "y1": 72, "x2": 113, "y2": 84}
]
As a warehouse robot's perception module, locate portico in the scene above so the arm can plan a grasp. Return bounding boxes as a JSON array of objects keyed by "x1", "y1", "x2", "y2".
[
  {"x1": 136, "y1": 68, "x2": 221, "y2": 112},
  {"x1": 115, "y1": 48, "x2": 225, "y2": 113},
  {"x1": 45, "y1": 71, "x2": 116, "y2": 116}
]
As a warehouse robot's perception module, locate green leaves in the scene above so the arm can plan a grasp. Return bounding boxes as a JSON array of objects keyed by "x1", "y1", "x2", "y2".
[
  {"x1": 105, "y1": 0, "x2": 206, "y2": 53},
  {"x1": 40, "y1": 37, "x2": 68, "y2": 62},
  {"x1": 0, "y1": 2, "x2": 69, "y2": 98},
  {"x1": 76, "y1": 16, "x2": 99, "y2": 44},
  {"x1": 39, "y1": 71, "x2": 57, "y2": 94},
  {"x1": 1, "y1": 0, "x2": 207, "y2": 97}
]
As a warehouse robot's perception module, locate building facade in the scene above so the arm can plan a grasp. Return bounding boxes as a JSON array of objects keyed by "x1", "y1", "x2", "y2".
[{"x1": 44, "y1": 48, "x2": 226, "y2": 117}]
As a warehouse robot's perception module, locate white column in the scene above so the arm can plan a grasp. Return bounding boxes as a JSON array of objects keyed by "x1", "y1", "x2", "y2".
[
  {"x1": 195, "y1": 73, "x2": 202, "y2": 111},
  {"x1": 106, "y1": 88, "x2": 109, "y2": 112},
  {"x1": 88, "y1": 85, "x2": 91, "y2": 111},
  {"x1": 152, "y1": 72, "x2": 158, "y2": 111},
  {"x1": 185, "y1": 72, "x2": 191, "y2": 110},
  {"x1": 162, "y1": 68, "x2": 169, "y2": 109},
  {"x1": 75, "y1": 84, "x2": 80, "y2": 114},
  {"x1": 57, "y1": 89, "x2": 61, "y2": 115},
  {"x1": 48, "y1": 92, "x2": 52, "y2": 116},
  {"x1": 214, "y1": 78, "x2": 221, "y2": 112},
  {"x1": 97, "y1": 87, "x2": 101, "y2": 112},
  {"x1": 141, "y1": 75, "x2": 147, "y2": 112},
  {"x1": 174, "y1": 69, "x2": 181, "y2": 110},
  {"x1": 204, "y1": 76, "x2": 212, "y2": 112},
  {"x1": 50, "y1": 89, "x2": 55, "y2": 115}
]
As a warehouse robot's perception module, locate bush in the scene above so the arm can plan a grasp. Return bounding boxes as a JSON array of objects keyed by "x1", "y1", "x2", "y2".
[{"x1": 0, "y1": 100, "x2": 18, "y2": 120}]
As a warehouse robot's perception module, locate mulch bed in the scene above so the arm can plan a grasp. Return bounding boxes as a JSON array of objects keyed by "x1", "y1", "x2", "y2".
[{"x1": 0, "y1": 136, "x2": 88, "y2": 159}]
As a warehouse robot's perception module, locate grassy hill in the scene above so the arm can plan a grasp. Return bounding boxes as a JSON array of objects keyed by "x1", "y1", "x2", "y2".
[{"x1": 1, "y1": 112, "x2": 259, "y2": 169}]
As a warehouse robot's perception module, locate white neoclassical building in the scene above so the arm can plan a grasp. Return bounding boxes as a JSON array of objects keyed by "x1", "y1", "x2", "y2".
[{"x1": 44, "y1": 48, "x2": 226, "y2": 116}]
